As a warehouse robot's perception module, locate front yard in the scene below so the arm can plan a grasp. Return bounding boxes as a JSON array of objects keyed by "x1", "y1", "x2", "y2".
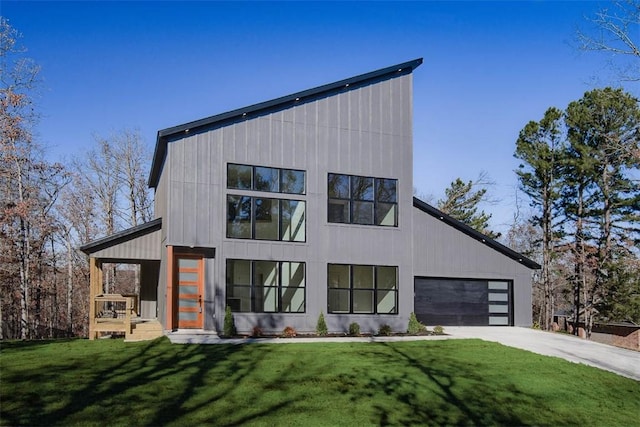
[{"x1": 1, "y1": 338, "x2": 638, "y2": 426}]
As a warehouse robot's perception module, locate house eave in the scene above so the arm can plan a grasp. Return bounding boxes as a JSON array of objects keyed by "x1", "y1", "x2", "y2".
[{"x1": 79, "y1": 218, "x2": 163, "y2": 255}]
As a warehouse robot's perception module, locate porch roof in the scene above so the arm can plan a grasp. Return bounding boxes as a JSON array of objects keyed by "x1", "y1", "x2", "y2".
[{"x1": 80, "y1": 218, "x2": 162, "y2": 261}]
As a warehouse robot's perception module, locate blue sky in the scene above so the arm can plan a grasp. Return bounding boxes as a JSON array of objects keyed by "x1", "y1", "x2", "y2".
[{"x1": 3, "y1": 1, "x2": 633, "y2": 236}]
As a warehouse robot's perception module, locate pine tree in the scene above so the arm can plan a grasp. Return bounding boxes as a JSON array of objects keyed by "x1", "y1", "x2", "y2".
[
  {"x1": 564, "y1": 87, "x2": 640, "y2": 337},
  {"x1": 437, "y1": 175, "x2": 500, "y2": 239},
  {"x1": 514, "y1": 107, "x2": 564, "y2": 330}
]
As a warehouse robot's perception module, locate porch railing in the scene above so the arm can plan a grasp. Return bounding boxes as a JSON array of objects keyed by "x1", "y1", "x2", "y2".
[{"x1": 91, "y1": 294, "x2": 138, "y2": 339}]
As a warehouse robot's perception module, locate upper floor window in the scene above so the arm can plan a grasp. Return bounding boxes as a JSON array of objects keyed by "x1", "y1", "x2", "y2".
[
  {"x1": 227, "y1": 196, "x2": 305, "y2": 242},
  {"x1": 228, "y1": 163, "x2": 305, "y2": 195},
  {"x1": 328, "y1": 174, "x2": 397, "y2": 226}
]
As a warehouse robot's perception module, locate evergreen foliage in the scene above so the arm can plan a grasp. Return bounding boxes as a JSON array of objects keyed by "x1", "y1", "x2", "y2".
[
  {"x1": 407, "y1": 312, "x2": 427, "y2": 335},
  {"x1": 515, "y1": 87, "x2": 640, "y2": 334},
  {"x1": 348, "y1": 322, "x2": 360, "y2": 336},
  {"x1": 223, "y1": 305, "x2": 236, "y2": 337},
  {"x1": 514, "y1": 106, "x2": 564, "y2": 331},
  {"x1": 437, "y1": 177, "x2": 500, "y2": 239},
  {"x1": 378, "y1": 324, "x2": 392, "y2": 336},
  {"x1": 316, "y1": 312, "x2": 328, "y2": 336}
]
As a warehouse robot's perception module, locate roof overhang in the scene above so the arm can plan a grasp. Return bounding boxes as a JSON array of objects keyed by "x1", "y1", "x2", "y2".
[
  {"x1": 148, "y1": 58, "x2": 423, "y2": 188},
  {"x1": 413, "y1": 197, "x2": 541, "y2": 270},
  {"x1": 80, "y1": 218, "x2": 162, "y2": 260}
]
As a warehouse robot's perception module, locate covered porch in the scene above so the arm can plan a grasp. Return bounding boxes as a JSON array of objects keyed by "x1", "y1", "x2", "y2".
[{"x1": 81, "y1": 219, "x2": 164, "y2": 342}]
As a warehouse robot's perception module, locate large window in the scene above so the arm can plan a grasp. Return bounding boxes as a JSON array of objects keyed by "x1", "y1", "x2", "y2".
[
  {"x1": 226, "y1": 259, "x2": 305, "y2": 313},
  {"x1": 328, "y1": 174, "x2": 397, "y2": 226},
  {"x1": 227, "y1": 196, "x2": 305, "y2": 241},
  {"x1": 327, "y1": 264, "x2": 398, "y2": 314},
  {"x1": 228, "y1": 163, "x2": 305, "y2": 195}
]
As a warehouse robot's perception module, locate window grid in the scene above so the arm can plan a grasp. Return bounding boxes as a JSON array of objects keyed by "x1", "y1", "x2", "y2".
[
  {"x1": 227, "y1": 195, "x2": 306, "y2": 242},
  {"x1": 226, "y1": 259, "x2": 306, "y2": 313},
  {"x1": 327, "y1": 264, "x2": 398, "y2": 314},
  {"x1": 228, "y1": 163, "x2": 305, "y2": 195},
  {"x1": 487, "y1": 281, "x2": 512, "y2": 325},
  {"x1": 328, "y1": 173, "x2": 398, "y2": 226}
]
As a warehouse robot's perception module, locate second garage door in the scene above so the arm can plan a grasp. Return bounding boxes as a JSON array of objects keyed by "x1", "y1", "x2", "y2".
[{"x1": 414, "y1": 278, "x2": 512, "y2": 326}]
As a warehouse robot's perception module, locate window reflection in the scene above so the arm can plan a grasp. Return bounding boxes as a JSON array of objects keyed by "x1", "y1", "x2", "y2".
[
  {"x1": 228, "y1": 163, "x2": 305, "y2": 195},
  {"x1": 328, "y1": 174, "x2": 397, "y2": 227},
  {"x1": 226, "y1": 259, "x2": 306, "y2": 313}
]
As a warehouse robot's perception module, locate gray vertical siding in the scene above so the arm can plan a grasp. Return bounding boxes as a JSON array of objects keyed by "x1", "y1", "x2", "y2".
[
  {"x1": 412, "y1": 209, "x2": 533, "y2": 326},
  {"x1": 89, "y1": 229, "x2": 162, "y2": 260},
  {"x1": 140, "y1": 261, "x2": 160, "y2": 319},
  {"x1": 156, "y1": 70, "x2": 535, "y2": 333},
  {"x1": 162, "y1": 74, "x2": 415, "y2": 333}
]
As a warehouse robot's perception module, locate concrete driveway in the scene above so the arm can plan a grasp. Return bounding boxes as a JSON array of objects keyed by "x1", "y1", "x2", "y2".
[{"x1": 445, "y1": 327, "x2": 640, "y2": 381}]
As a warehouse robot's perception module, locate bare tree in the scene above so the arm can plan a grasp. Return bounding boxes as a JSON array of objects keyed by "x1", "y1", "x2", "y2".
[
  {"x1": 114, "y1": 129, "x2": 153, "y2": 227},
  {"x1": 75, "y1": 128, "x2": 153, "y2": 296},
  {"x1": 577, "y1": 0, "x2": 640, "y2": 81},
  {"x1": 56, "y1": 173, "x2": 97, "y2": 334},
  {"x1": 1, "y1": 17, "x2": 71, "y2": 339},
  {"x1": 76, "y1": 137, "x2": 120, "y2": 294}
]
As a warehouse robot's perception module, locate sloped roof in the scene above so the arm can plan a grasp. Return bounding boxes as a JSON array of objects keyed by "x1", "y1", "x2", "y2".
[
  {"x1": 413, "y1": 197, "x2": 541, "y2": 269},
  {"x1": 148, "y1": 58, "x2": 423, "y2": 188},
  {"x1": 79, "y1": 218, "x2": 162, "y2": 255}
]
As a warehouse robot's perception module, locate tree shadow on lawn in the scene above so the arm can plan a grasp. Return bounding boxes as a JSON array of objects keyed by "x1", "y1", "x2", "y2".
[
  {"x1": 1, "y1": 338, "x2": 294, "y2": 426},
  {"x1": 338, "y1": 341, "x2": 550, "y2": 426},
  {"x1": 5, "y1": 339, "x2": 624, "y2": 426}
]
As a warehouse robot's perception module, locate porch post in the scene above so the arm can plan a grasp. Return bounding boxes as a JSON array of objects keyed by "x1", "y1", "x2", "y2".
[
  {"x1": 166, "y1": 245, "x2": 174, "y2": 330},
  {"x1": 88, "y1": 257, "x2": 102, "y2": 340}
]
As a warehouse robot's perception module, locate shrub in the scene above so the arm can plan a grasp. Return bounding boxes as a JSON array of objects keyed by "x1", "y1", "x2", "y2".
[
  {"x1": 433, "y1": 325, "x2": 444, "y2": 335},
  {"x1": 348, "y1": 322, "x2": 360, "y2": 336},
  {"x1": 251, "y1": 326, "x2": 263, "y2": 337},
  {"x1": 223, "y1": 305, "x2": 237, "y2": 337},
  {"x1": 378, "y1": 324, "x2": 392, "y2": 336},
  {"x1": 316, "y1": 312, "x2": 328, "y2": 336},
  {"x1": 282, "y1": 326, "x2": 297, "y2": 338},
  {"x1": 407, "y1": 312, "x2": 427, "y2": 335}
]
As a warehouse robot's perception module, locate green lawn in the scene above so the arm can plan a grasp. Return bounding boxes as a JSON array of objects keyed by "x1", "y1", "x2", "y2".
[{"x1": 1, "y1": 338, "x2": 638, "y2": 426}]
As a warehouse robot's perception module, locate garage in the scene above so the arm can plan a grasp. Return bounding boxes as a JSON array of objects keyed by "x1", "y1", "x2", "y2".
[{"x1": 414, "y1": 278, "x2": 512, "y2": 326}]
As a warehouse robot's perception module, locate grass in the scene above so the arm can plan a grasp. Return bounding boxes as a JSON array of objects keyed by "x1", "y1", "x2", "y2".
[{"x1": 1, "y1": 338, "x2": 638, "y2": 426}]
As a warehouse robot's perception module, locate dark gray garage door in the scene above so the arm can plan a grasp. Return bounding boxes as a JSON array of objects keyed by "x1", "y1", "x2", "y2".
[{"x1": 414, "y1": 278, "x2": 512, "y2": 326}]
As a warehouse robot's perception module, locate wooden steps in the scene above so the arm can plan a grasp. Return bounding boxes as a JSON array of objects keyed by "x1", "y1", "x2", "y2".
[{"x1": 125, "y1": 320, "x2": 164, "y2": 342}]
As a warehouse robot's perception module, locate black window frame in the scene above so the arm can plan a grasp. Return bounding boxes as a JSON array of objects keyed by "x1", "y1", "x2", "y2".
[
  {"x1": 227, "y1": 195, "x2": 306, "y2": 242},
  {"x1": 226, "y1": 259, "x2": 306, "y2": 313},
  {"x1": 487, "y1": 280, "x2": 513, "y2": 326},
  {"x1": 328, "y1": 173, "x2": 398, "y2": 227},
  {"x1": 327, "y1": 264, "x2": 398, "y2": 314},
  {"x1": 228, "y1": 163, "x2": 305, "y2": 195}
]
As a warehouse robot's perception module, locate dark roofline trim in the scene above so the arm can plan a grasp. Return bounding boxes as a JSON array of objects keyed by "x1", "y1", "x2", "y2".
[
  {"x1": 148, "y1": 58, "x2": 423, "y2": 188},
  {"x1": 80, "y1": 218, "x2": 162, "y2": 255},
  {"x1": 413, "y1": 197, "x2": 541, "y2": 270}
]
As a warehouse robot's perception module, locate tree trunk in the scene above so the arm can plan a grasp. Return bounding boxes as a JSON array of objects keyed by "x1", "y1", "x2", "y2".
[
  {"x1": 66, "y1": 232, "x2": 73, "y2": 335},
  {"x1": 573, "y1": 185, "x2": 585, "y2": 337}
]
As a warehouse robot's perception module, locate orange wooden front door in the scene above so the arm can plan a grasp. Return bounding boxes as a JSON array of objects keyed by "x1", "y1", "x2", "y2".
[{"x1": 175, "y1": 255, "x2": 204, "y2": 329}]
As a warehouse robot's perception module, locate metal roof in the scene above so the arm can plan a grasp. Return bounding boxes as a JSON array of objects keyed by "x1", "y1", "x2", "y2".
[
  {"x1": 413, "y1": 197, "x2": 541, "y2": 270},
  {"x1": 148, "y1": 58, "x2": 423, "y2": 188},
  {"x1": 79, "y1": 218, "x2": 162, "y2": 255}
]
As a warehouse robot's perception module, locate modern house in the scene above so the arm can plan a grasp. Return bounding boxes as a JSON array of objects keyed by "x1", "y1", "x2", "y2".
[{"x1": 81, "y1": 58, "x2": 539, "y2": 341}]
